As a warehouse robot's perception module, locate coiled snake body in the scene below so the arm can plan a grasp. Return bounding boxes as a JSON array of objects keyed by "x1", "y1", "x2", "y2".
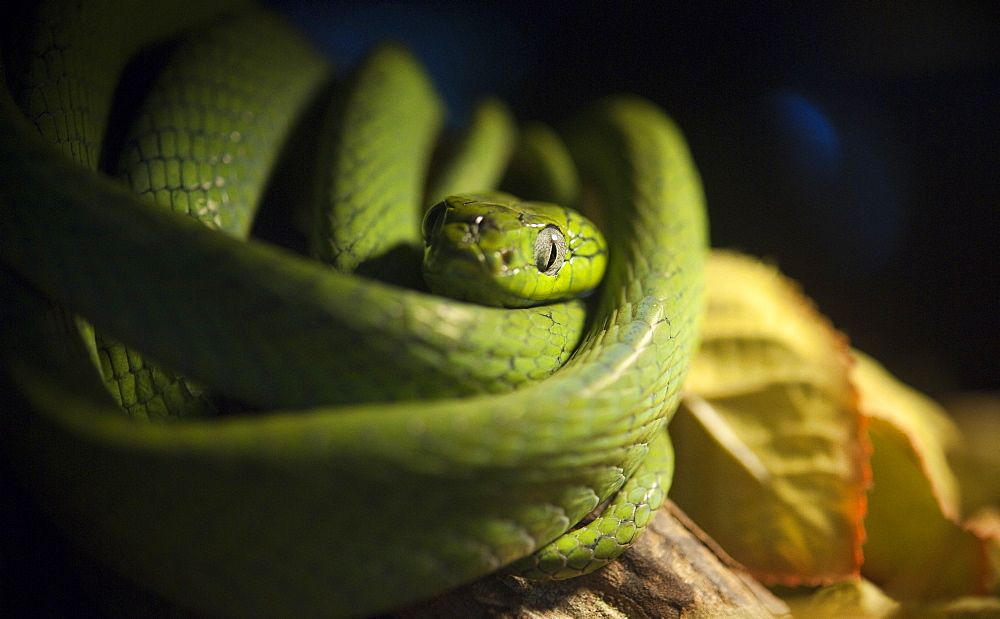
[{"x1": 0, "y1": 1, "x2": 707, "y2": 616}]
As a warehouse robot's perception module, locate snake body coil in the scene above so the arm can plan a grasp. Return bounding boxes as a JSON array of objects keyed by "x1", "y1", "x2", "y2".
[{"x1": 0, "y1": 1, "x2": 707, "y2": 616}]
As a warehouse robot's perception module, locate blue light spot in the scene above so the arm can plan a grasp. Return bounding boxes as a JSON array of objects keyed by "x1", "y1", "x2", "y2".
[
  {"x1": 763, "y1": 91, "x2": 906, "y2": 275},
  {"x1": 767, "y1": 90, "x2": 842, "y2": 184}
]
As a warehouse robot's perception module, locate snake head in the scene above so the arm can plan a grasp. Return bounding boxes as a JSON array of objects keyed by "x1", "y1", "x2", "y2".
[{"x1": 421, "y1": 192, "x2": 608, "y2": 308}]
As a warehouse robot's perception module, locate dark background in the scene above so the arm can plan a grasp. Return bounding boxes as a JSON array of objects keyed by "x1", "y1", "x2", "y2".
[
  {"x1": 4, "y1": 1, "x2": 998, "y2": 615},
  {"x1": 270, "y1": 0, "x2": 999, "y2": 397}
]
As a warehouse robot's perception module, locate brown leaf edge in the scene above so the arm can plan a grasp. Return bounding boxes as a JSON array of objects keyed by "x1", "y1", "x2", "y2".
[{"x1": 690, "y1": 251, "x2": 873, "y2": 588}]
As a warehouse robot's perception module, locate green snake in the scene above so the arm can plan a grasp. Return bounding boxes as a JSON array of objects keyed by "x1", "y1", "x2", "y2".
[{"x1": 0, "y1": 1, "x2": 707, "y2": 616}]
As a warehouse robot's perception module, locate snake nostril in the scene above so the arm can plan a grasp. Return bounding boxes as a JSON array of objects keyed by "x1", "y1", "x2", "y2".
[{"x1": 421, "y1": 201, "x2": 448, "y2": 245}]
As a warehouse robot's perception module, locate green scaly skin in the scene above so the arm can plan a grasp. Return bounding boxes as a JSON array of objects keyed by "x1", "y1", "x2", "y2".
[
  {"x1": 422, "y1": 192, "x2": 608, "y2": 308},
  {"x1": 98, "y1": 10, "x2": 328, "y2": 418},
  {"x1": 0, "y1": 1, "x2": 708, "y2": 617},
  {"x1": 309, "y1": 43, "x2": 587, "y2": 396},
  {"x1": 502, "y1": 121, "x2": 581, "y2": 207},
  {"x1": 425, "y1": 97, "x2": 518, "y2": 207},
  {"x1": 309, "y1": 42, "x2": 444, "y2": 278}
]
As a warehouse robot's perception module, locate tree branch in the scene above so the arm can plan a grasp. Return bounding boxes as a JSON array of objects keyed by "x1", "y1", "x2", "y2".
[{"x1": 397, "y1": 500, "x2": 790, "y2": 618}]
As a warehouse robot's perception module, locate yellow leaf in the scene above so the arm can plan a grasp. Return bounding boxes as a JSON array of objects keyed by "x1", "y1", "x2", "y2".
[
  {"x1": 967, "y1": 508, "x2": 1000, "y2": 596},
  {"x1": 853, "y1": 350, "x2": 961, "y2": 519},
  {"x1": 913, "y1": 596, "x2": 1000, "y2": 617},
  {"x1": 671, "y1": 250, "x2": 869, "y2": 585},
  {"x1": 947, "y1": 394, "x2": 1000, "y2": 518},
  {"x1": 854, "y1": 352, "x2": 997, "y2": 600},
  {"x1": 783, "y1": 579, "x2": 900, "y2": 618}
]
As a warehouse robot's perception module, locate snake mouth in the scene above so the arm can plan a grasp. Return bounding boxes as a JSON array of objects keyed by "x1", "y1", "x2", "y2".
[{"x1": 424, "y1": 239, "x2": 504, "y2": 279}]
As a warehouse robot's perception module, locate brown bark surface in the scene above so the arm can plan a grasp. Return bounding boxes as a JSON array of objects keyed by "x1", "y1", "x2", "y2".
[{"x1": 396, "y1": 500, "x2": 790, "y2": 618}]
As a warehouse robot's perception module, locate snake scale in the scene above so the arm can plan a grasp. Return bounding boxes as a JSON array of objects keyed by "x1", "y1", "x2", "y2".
[{"x1": 0, "y1": 0, "x2": 707, "y2": 616}]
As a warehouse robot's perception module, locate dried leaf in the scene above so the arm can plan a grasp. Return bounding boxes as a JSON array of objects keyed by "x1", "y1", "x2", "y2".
[
  {"x1": 671, "y1": 250, "x2": 869, "y2": 586},
  {"x1": 967, "y1": 508, "x2": 1000, "y2": 596},
  {"x1": 853, "y1": 350, "x2": 962, "y2": 519},
  {"x1": 947, "y1": 394, "x2": 1000, "y2": 517},
  {"x1": 783, "y1": 579, "x2": 900, "y2": 619},
  {"x1": 854, "y1": 352, "x2": 998, "y2": 600},
  {"x1": 912, "y1": 595, "x2": 1000, "y2": 618}
]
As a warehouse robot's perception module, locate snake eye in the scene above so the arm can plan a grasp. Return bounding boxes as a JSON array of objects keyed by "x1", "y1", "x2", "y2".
[
  {"x1": 422, "y1": 201, "x2": 449, "y2": 245},
  {"x1": 534, "y1": 225, "x2": 566, "y2": 276}
]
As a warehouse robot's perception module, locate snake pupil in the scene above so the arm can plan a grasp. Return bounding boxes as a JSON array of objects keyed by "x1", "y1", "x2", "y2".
[{"x1": 534, "y1": 225, "x2": 566, "y2": 276}]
